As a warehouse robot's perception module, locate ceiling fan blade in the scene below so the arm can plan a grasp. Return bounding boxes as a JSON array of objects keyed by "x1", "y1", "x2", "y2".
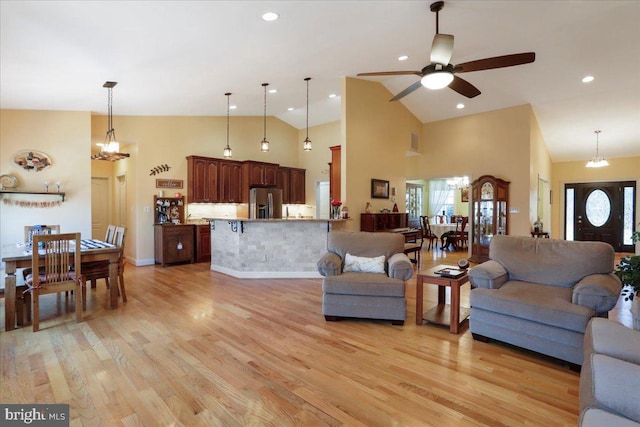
[
  {"x1": 390, "y1": 80, "x2": 424, "y2": 102},
  {"x1": 357, "y1": 71, "x2": 422, "y2": 77},
  {"x1": 430, "y1": 34, "x2": 454, "y2": 65},
  {"x1": 448, "y1": 76, "x2": 481, "y2": 98},
  {"x1": 455, "y1": 52, "x2": 535, "y2": 73}
]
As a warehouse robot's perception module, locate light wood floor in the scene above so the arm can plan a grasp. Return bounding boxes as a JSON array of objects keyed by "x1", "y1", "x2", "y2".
[{"x1": 0, "y1": 247, "x2": 633, "y2": 426}]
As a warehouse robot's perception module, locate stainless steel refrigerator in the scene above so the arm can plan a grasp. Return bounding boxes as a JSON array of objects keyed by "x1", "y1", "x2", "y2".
[{"x1": 249, "y1": 187, "x2": 283, "y2": 219}]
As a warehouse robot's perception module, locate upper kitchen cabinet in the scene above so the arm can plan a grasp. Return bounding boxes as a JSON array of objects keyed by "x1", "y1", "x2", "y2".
[
  {"x1": 277, "y1": 167, "x2": 306, "y2": 204},
  {"x1": 187, "y1": 156, "x2": 219, "y2": 203},
  {"x1": 219, "y1": 160, "x2": 242, "y2": 203},
  {"x1": 241, "y1": 161, "x2": 279, "y2": 202}
]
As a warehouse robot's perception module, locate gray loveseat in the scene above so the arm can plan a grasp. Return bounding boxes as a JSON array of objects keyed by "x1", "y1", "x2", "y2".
[
  {"x1": 579, "y1": 318, "x2": 640, "y2": 426},
  {"x1": 317, "y1": 231, "x2": 413, "y2": 325},
  {"x1": 468, "y1": 235, "x2": 621, "y2": 366}
]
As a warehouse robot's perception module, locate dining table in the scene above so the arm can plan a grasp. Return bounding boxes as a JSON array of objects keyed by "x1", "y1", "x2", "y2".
[
  {"x1": 2, "y1": 239, "x2": 122, "y2": 331},
  {"x1": 429, "y1": 224, "x2": 459, "y2": 239}
]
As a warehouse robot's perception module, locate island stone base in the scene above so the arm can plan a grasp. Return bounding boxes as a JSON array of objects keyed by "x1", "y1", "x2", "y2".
[{"x1": 210, "y1": 219, "x2": 342, "y2": 278}]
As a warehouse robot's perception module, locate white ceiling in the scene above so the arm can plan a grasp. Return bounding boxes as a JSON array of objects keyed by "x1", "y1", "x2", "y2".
[{"x1": 1, "y1": 1, "x2": 639, "y2": 162}]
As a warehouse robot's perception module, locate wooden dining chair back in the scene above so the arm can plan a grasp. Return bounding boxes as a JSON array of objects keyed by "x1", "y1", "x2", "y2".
[
  {"x1": 17, "y1": 225, "x2": 61, "y2": 327},
  {"x1": 420, "y1": 215, "x2": 439, "y2": 251},
  {"x1": 105, "y1": 224, "x2": 117, "y2": 244},
  {"x1": 84, "y1": 226, "x2": 127, "y2": 303},
  {"x1": 24, "y1": 225, "x2": 60, "y2": 245},
  {"x1": 26, "y1": 232, "x2": 85, "y2": 331},
  {"x1": 453, "y1": 216, "x2": 469, "y2": 250}
]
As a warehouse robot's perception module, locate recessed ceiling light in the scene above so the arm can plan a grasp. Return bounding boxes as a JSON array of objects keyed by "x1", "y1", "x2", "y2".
[
  {"x1": 287, "y1": 107, "x2": 294, "y2": 111},
  {"x1": 456, "y1": 103, "x2": 465, "y2": 109},
  {"x1": 398, "y1": 55, "x2": 409, "y2": 61},
  {"x1": 229, "y1": 105, "x2": 237, "y2": 110},
  {"x1": 582, "y1": 75, "x2": 595, "y2": 83},
  {"x1": 262, "y1": 12, "x2": 279, "y2": 22},
  {"x1": 329, "y1": 93, "x2": 337, "y2": 98},
  {"x1": 268, "y1": 88, "x2": 278, "y2": 94}
]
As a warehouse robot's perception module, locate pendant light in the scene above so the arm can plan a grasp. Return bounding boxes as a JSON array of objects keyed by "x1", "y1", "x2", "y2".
[
  {"x1": 223, "y1": 92, "x2": 233, "y2": 158},
  {"x1": 260, "y1": 83, "x2": 270, "y2": 152},
  {"x1": 585, "y1": 130, "x2": 609, "y2": 168},
  {"x1": 303, "y1": 77, "x2": 312, "y2": 151},
  {"x1": 91, "y1": 81, "x2": 130, "y2": 161}
]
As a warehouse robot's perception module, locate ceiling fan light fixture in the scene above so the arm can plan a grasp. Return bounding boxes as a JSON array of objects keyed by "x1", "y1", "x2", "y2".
[{"x1": 421, "y1": 70, "x2": 454, "y2": 90}]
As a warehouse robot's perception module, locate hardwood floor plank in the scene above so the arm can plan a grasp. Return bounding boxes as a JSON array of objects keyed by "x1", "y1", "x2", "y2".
[{"x1": 3, "y1": 246, "x2": 624, "y2": 425}]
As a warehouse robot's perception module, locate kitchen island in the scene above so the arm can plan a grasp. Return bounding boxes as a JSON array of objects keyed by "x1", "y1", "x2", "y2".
[{"x1": 209, "y1": 218, "x2": 347, "y2": 278}]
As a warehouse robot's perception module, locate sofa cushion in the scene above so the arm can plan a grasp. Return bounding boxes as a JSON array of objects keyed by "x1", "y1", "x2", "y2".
[
  {"x1": 323, "y1": 272, "x2": 405, "y2": 297},
  {"x1": 470, "y1": 281, "x2": 594, "y2": 333},
  {"x1": 585, "y1": 318, "x2": 640, "y2": 365},
  {"x1": 489, "y1": 236, "x2": 615, "y2": 287},
  {"x1": 344, "y1": 253, "x2": 385, "y2": 273}
]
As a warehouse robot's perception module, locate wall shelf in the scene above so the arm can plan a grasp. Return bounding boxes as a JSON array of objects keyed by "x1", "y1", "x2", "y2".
[{"x1": 0, "y1": 190, "x2": 66, "y2": 201}]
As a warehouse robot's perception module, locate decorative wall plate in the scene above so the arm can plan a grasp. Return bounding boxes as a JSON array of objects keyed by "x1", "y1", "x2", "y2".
[
  {"x1": 0, "y1": 174, "x2": 18, "y2": 189},
  {"x1": 13, "y1": 150, "x2": 52, "y2": 172}
]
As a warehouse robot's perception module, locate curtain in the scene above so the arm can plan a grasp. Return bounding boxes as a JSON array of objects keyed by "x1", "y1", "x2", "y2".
[{"x1": 429, "y1": 180, "x2": 451, "y2": 220}]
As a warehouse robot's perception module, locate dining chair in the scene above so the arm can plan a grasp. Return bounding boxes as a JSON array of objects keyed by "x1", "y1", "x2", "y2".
[
  {"x1": 420, "y1": 215, "x2": 439, "y2": 251},
  {"x1": 403, "y1": 229, "x2": 423, "y2": 266},
  {"x1": 17, "y1": 225, "x2": 61, "y2": 326},
  {"x1": 84, "y1": 226, "x2": 127, "y2": 302},
  {"x1": 452, "y1": 216, "x2": 469, "y2": 250},
  {"x1": 25, "y1": 232, "x2": 85, "y2": 331}
]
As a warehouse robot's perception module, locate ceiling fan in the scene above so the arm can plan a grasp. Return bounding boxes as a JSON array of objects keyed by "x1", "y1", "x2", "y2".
[{"x1": 357, "y1": 1, "x2": 535, "y2": 101}]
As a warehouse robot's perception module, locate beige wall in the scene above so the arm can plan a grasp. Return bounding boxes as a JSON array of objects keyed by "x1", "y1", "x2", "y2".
[
  {"x1": 297, "y1": 120, "x2": 340, "y2": 206},
  {"x1": 0, "y1": 109, "x2": 92, "y2": 247},
  {"x1": 342, "y1": 77, "x2": 423, "y2": 231},
  {"x1": 551, "y1": 156, "x2": 640, "y2": 244},
  {"x1": 529, "y1": 110, "x2": 553, "y2": 230},
  {"x1": 411, "y1": 104, "x2": 542, "y2": 236}
]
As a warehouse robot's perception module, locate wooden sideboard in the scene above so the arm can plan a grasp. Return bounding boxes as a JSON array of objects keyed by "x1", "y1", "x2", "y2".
[{"x1": 360, "y1": 213, "x2": 409, "y2": 232}]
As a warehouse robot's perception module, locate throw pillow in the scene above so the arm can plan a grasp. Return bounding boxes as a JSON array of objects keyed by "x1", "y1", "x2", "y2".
[{"x1": 343, "y1": 253, "x2": 385, "y2": 273}]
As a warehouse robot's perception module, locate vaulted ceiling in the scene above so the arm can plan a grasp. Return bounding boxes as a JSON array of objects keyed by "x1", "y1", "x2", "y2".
[{"x1": 1, "y1": 1, "x2": 639, "y2": 162}]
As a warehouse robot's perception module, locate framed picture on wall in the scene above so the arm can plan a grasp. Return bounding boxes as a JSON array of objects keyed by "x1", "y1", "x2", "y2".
[
  {"x1": 371, "y1": 179, "x2": 390, "y2": 199},
  {"x1": 461, "y1": 187, "x2": 469, "y2": 202}
]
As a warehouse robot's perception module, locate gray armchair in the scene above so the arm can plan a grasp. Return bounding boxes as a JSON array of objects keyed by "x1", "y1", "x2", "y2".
[
  {"x1": 317, "y1": 231, "x2": 413, "y2": 325},
  {"x1": 468, "y1": 235, "x2": 622, "y2": 367}
]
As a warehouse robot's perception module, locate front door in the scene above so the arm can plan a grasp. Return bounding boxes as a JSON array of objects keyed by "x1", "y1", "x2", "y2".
[{"x1": 565, "y1": 181, "x2": 636, "y2": 252}]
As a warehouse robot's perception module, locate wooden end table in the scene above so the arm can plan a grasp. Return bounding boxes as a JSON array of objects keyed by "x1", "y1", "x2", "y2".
[{"x1": 416, "y1": 264, "x2": 470, "y2": 334}]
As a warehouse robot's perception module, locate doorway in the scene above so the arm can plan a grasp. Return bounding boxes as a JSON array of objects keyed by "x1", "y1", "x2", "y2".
[
  {"x1": 316, "y1": 180, "x2": 330, "y2": 219},
  {"x1": 565, "y1": 181, "x2": 636, "y2": 252}
]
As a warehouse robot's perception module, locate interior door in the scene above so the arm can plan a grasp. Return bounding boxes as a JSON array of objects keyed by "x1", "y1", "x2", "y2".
[
  {"x1": 91, "y1": 177, "x2": 110, "y2": 239},
  {"x1": 566, "y1": 181, "x2": 636, "y2": 252}
]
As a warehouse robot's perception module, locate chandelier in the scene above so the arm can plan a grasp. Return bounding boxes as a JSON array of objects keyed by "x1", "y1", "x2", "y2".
[
  {"x1": 585, "y1": 130, "x2": 609, "y2": 168},
  {"x1": 446, "y1": 176, "x2": 469, "y2": 190},
  {"x1": 223, "y1": 92, "x2": 233, "y2": 158},
  {"x1": 91, "y1": 81, "x2": 130, "y2": 161}
]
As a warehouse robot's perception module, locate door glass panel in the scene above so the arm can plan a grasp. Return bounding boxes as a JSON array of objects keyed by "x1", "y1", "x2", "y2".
[
  {"x1": 585, "y1": 189, "x2": 610, "y2": 227},
  {"x1": 623, "y1": 186, "x2": 634, "y2": 245},
  {"x1": 565, "y1": 188, "x2": 574, "y2": 240}
]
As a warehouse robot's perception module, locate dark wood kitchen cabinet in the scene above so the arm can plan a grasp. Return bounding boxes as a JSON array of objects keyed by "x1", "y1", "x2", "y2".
[
  {"x1": 187, "y1": 156, "x2": 219, "y2": 203},
  {"x1": 154, "y1": 224, "x2": 195, "y2": 267},
  {"x1": 241, "y1": 160, "x2": 279, "y2": 202},
  {"x1": 277, "y1": 167, "x2": 306, "y2": 204},
  {"x1": 195, "y1": 224, "x2": 211, "y2": 263},
  {"x1": 219, "y1": 160, "x2": 242, "y2": 203}
]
